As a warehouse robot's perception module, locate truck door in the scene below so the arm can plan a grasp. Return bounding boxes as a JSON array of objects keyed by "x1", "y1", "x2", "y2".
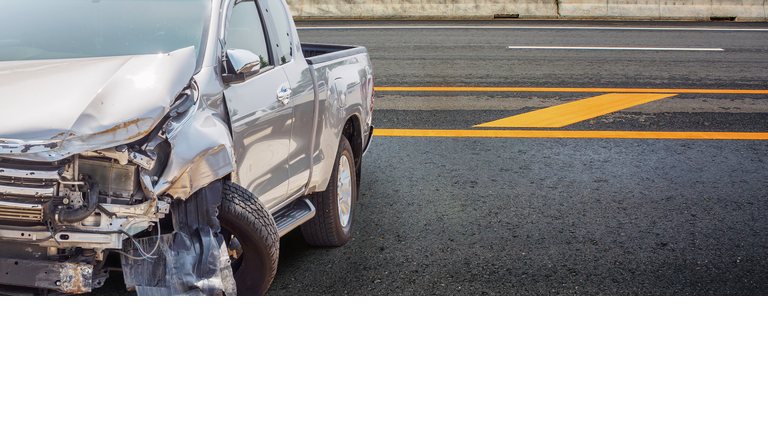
[
  {"x1": 261, "y1": 0, "x2": 315, "y2": 195},
  {"x1": 223, "y1": 0, "x2": 293, "y2": 210}
]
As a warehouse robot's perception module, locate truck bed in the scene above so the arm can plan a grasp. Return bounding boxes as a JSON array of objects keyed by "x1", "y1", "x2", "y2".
[{"x1": 301, "y1": 43, "x2": 368, "y2": 65}]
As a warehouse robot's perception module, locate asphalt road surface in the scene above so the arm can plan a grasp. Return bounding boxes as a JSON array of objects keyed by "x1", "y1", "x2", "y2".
[
  {"x1": 270, "y1": 20, "x2": 768, "y2": 295},
  {"x1": 97, "y1": 20, "x2": 768, "y2": 295}
]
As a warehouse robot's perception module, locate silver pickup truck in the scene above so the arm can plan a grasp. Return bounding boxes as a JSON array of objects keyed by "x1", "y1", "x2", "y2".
[{"x1": 0, "y1": 0, "x2": 374, "y2": 295}]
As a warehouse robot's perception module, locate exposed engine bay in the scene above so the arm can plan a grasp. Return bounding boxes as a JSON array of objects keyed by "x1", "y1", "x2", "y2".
[{"x1": 0, "y1": 132, "x2": 172, "y2": 293}]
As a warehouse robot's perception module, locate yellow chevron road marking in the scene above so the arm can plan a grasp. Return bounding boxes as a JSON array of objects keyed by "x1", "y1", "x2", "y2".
[
  {"x1": 375, "y1": 86, "x2": 768, "y2": 94},
  {"x1": 374, "y1": 129, "x2": 768, "y2": 140},
  {"x1": 474, "y1": 93, "x2": 676, "y2": 128}
]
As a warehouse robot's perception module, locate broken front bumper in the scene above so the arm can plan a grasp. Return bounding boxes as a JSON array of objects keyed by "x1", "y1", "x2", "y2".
[{"x1": 0, "y1": 257, "x2": 108, "y2": 293}]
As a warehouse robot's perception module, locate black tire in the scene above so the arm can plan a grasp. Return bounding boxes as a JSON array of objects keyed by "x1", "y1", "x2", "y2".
[
  {"x1": 218, "y1": 180, "x2": 279, "y2": 295},
  {"x1": 301, "y1": 135, "x2": 357, "y2": 247}
]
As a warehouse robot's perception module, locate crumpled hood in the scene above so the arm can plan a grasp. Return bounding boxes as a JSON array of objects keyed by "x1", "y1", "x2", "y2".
[{"x1": 0, "y1": 46, "x2": 196, "y2": 161}]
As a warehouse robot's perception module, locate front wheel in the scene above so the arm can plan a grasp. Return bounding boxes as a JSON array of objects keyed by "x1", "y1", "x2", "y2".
[
  {"x1": 219, "y1": 180, "x2": 279, "y2": 295},
  {"x1": 301, "y1": 135, "x2": 357, "y2": 247}
]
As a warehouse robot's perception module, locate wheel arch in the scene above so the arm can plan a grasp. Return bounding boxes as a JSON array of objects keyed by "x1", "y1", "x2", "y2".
[
  {"x1": 342, "y1": 113, "x2": 364, "y2": 169},
  {"x1": 309, "y1": 110, "x2": 365, "y2": 195},
  {"x1": 341, "y1": 114, "x2": 364, "y2": 199}
]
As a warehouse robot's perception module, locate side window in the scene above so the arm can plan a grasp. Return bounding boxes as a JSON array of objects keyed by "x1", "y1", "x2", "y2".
[
  {"x1": 225, "y1": 0, "x2": 271, "y2": 69},
  {"x1": 263, "y1": 0, "x2": 293, "y2": 64}
]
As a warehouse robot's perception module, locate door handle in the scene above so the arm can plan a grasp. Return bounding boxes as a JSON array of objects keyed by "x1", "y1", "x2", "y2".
[{"x1": 277, "y1": 85, "x2": 292, "y2": 105}]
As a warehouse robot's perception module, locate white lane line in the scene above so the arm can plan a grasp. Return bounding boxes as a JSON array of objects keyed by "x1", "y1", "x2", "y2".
[
  {"x1": 297, "y1": 25, "x2": 768, "y2": 32},
  {"x1": 507, "y1": 46, "x2": 724, "y2": 51}
]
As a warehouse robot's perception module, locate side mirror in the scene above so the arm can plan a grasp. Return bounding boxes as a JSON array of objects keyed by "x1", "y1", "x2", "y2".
[{"x1": 226, "y1": 49, "x2": 261, "y2": 75}]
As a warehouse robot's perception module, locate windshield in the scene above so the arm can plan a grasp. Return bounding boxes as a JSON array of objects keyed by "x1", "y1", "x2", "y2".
[{"x1": 0, "y1": 0, "x2": 211, "y2": 63}]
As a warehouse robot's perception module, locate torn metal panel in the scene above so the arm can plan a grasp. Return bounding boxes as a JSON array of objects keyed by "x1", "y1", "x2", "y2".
[
  {"x1": 155, "y1": 66, "x2": 237, "y2": 200},
  {"x1": 160, "y1": 144, "x2": 235, "y2": 200},
  {"x1": 0, "y1": 47, "x2": 197, "y2": 161}
]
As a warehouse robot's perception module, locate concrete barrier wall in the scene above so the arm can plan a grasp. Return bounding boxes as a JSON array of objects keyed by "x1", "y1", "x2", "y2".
[{"x1": 286, "y1": 0, "x2": 768, "y2": 21}]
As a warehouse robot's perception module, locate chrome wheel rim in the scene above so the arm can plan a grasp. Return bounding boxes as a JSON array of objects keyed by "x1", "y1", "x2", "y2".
[{"x1": 337, "y1": 154, "x2": 353, "y2": 228}]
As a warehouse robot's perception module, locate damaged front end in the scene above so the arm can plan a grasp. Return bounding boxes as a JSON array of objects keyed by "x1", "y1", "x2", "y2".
[
  {"x1": 0, "y1": 151, "x2": 166, "y2": 293},
  {"x1": 0, "y1": 64, "x2": 238, "y2": 295}
]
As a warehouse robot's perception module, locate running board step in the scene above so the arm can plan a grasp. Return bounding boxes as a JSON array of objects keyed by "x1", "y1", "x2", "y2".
[{"x1": 272, "y1": 198, "x2": 316, "y2": 237}]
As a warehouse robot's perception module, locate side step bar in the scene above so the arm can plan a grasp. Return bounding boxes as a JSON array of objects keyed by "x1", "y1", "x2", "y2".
[{"x1": 272, "y1": 198, "x2": 316, "y2": 237}]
